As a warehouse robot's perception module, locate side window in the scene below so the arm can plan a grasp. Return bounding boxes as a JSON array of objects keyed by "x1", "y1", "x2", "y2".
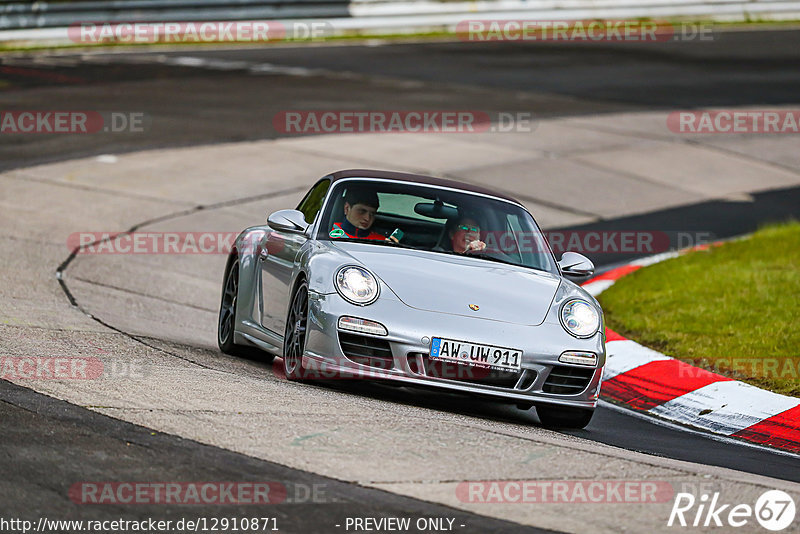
[{"x1": 296, "y1": 179, "x2": 331, "y2": 224}]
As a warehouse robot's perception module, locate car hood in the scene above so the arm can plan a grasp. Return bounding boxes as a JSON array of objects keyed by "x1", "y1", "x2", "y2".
[{"x1": 329, "y1": 242, "x2": 560, "y2": 326}]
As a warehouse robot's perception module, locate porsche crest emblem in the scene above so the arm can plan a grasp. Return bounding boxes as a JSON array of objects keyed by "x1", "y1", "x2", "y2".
[{"x1": 468, "y1": 304, "x2": 480, "y2": 311}]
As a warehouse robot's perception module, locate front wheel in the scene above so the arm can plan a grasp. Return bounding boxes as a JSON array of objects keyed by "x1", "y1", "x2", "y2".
[
  {"x1": 283, "y1": 281, "x2": 309, "y2": 381},
  {"x1": 218, "y1": 257, "x2": 272, "y2": 361},
  {"x1": 536, "y1": 405, "x2": 594, "y2": 429}
]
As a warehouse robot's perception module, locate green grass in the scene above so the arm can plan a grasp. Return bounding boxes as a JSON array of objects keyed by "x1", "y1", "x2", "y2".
[{"x1": 598, "y1": 221, "x2": 800, "y2": 397}]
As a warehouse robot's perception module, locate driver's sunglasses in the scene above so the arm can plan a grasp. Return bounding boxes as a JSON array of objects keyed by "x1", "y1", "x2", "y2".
[{"x1": 457, "y1": 224, "x2": 480, "y2": 233}]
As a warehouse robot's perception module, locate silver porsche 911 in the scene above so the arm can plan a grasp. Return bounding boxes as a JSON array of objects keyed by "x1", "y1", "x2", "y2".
[{"x1": 218, "y1": 169, "x2": 605, "y2": 428}]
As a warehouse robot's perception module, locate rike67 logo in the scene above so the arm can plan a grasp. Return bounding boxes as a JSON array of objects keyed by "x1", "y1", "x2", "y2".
[{"x1": 668, "y1": 490, "x2": 796, "y2": 531}]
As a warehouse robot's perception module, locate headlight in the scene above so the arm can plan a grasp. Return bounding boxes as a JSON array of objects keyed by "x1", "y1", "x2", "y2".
[
  {"x1": 335, "y1": 266, "x2": 379, "y2": 305},
  {"x1": 560, "y1": 299, "x2": 600, "y2": 338}
]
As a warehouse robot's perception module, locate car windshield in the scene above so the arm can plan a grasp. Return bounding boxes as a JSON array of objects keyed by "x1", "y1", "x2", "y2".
[{"x1": 317, "y1": 179, "x2": 559, "y2": 274}]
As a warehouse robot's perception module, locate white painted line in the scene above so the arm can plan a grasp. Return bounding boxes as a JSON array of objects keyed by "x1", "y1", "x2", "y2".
[
  {"x1": 648, "y1": 380, "x2": 800, "y2": 435},
  {"x1": 629, "y1": 250, "x2": 680, "y2": 267},
  {"x1": 164, "y1": 56, "x2": 207, "y2": 67},
  {"x1": 603, "y1": 339, "x2": 672, "y2": 380},
  {"x1": 249, "y1": 63, "x2": 319, "y2": 76},
  {"x1": 582, "y1": 279, "x2": 615, "y2": 297}
]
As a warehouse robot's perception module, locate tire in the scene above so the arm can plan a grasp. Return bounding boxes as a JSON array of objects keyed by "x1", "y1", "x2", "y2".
[
  {"x1": 536, "y1": 405, "x2": 594, "y2": 429},
  {"x1": 218, "y1": 257, "x2": 273, "y2": 361},
  {"x1": 283, "y1": 281, "x2": 309, "y2": 381}
]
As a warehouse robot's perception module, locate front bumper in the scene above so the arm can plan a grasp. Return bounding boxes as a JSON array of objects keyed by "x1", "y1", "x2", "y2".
[{"x1": 303, "y1": 291, "x2": 605, "y2": 409}]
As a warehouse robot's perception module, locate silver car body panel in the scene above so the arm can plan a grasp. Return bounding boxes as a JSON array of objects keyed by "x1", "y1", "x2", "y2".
[{"x1": 228, "y1": 175, "x2": 606, "y2": 409}]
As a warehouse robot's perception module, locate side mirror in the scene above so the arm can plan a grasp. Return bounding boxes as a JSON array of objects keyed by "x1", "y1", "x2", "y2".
[
  {"x1": 558, "y1": 251, "x2": 595, "y2": 277},
  {"x1": 267, "y1": 209, "x2": 309, "y2": 235}
]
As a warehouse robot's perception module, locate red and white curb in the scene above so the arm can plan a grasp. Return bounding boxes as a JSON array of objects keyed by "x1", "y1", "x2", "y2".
[{"x1": 582, "y1": 250, "x2": 800, "y2": 455}]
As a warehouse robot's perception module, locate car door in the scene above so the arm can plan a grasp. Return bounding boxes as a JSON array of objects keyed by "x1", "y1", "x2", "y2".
[
  {"x1": 259, "y1": 179, "x2": 330, "y2": 335},
  {"x1": 259, "y1": 231, "x2": 306, "y2": 335}
]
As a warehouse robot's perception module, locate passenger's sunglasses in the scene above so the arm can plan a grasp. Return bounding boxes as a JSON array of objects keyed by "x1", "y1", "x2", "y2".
[{"x1": 457, "y1": 225, "x2": 480, "y2": 233}]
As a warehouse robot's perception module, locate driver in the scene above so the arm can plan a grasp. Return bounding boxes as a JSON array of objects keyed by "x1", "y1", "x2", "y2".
[
  {"x1": 329, "y1": 187, "x2": 385, "y2": 240},
  {"x1": 448, "y1": 216, "x2": 486, "y2": 253}
]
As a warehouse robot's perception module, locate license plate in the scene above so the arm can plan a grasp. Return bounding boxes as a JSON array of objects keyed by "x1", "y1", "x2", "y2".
[{"x1": 429, "y1": 337, "x2": 522, "y2": 372}]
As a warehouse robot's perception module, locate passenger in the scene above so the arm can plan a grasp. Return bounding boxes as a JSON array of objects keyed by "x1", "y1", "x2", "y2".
[
  {"x1": 448, "y1": 216, "x2": 486, "y2": 253},
  {"x1": 329, "y1": 187, "x2": 385, "y2": 240}
]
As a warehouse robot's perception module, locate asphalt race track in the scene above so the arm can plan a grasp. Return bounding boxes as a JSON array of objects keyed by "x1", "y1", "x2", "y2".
[
  {"x1": 2, "y1": 29, "x2": 800, "y2": 533},
  {"x1": 4, "y1": 29, "x2": 800, "y2": 171}
]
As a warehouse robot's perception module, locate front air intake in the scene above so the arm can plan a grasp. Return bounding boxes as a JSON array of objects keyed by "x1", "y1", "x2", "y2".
[
  {"x1": 338, "y1": 332, "x2": 394, "y2": 369},
  {"x1": 543, "y1": 365, "x2": 594, "y2": 394}
]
